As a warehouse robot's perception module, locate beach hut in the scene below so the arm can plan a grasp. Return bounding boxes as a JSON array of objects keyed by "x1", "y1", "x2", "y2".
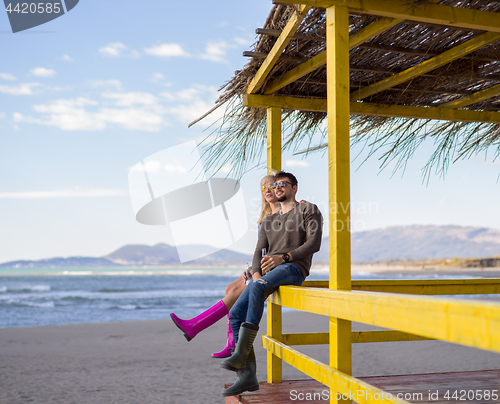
[{"x1": 195, "y1": 1, "x2": 500, "y2": 402}]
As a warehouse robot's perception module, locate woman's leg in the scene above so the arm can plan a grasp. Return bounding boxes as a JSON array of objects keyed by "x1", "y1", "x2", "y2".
[
  {"x1": 221, "y1": 277, "x2": 246, "y2": 310},
  {"x1": 212, "y1": 277, "x2": 247, "y2": 357}
]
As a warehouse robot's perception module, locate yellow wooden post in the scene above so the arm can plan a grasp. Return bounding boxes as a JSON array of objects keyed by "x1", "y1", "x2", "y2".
[
  {"x1": 267, "y1": 106, "x2": 282, "y2": 173},
  {"x1": 266, "y1": 105, "x2": 283, "y2": 382},
  {"x1": 327, "y1": 5, "x2": 352, "y2": 404}
]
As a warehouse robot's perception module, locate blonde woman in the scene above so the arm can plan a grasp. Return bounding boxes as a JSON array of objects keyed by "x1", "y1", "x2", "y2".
[{"x1": 170, "y1": 175, "x2": 280, "y2": 357}]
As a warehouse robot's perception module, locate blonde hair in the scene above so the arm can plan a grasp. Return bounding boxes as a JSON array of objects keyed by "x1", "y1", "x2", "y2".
[{"x1": 258, "y1": 174, "x2": 275, "y2": 224}]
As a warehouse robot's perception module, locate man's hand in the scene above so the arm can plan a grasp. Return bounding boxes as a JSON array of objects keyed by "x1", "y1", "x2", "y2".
[{"x1": 261, "y1": 255, "x2": 284, "y2": 274}]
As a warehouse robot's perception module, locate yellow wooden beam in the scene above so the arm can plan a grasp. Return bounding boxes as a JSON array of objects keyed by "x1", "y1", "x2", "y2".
[
  {"x1": 244, "y1": 94, "x2": 500, "y2": 123},
  {"x1": 263, "y1": 17, "x2": 402, "y2": 94},
  {"x1": 262, "y1": 335, "x2": 410, "y2": 404},
  {"x1": 327, "y1": 8, "x2": 352, "y2": 401},
  {"x1": 351, "y1": 101, "x2": 500, "y2": 123},
  {"x1": 275, "y1": 0, "x2": 500, "y2": 33},
  {"x1": 442, "y1": 83, "x2": 500, "y2": 109},
  {"x1": 268, "y1": 286, "x2": 500, "y2": 353},
  {"x1": 351, "y1": 31, "x2": 500, "y2": 101},
  {"x1": 247, "y1": 5, "x2": 310, "y2": 94},
  {"x1": 266, "y1": 106, "x2": 282, "y2": 173},
  {"x1": 301, "y1": 279, "x2": 500, "y2": 295},
  {"x1": 244, "y1": 93, "x2": 327, "y2": 111},
  {"x1": 280, "y1": 331, "x2": 432, "y2": 345},
  {"x1": 267, "y1": 300, "x2": 283, "y2": 382}
]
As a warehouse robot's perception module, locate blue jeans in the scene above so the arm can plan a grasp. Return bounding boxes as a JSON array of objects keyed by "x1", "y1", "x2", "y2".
[{"x1": 229, "y1": 263, "x2": 304, "y2": 343}]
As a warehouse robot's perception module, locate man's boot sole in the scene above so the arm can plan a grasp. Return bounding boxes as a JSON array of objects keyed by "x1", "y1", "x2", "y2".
[{"x1": 221, "y1": 384, "x2": 259, "y2": 397}]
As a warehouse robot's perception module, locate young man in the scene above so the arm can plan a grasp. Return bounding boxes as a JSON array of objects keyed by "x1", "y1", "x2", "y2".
[{"x1": 220, "y1": 171, "x2": 323, "y2": 397}]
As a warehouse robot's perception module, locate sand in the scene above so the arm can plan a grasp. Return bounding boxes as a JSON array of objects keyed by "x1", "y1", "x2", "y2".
[{"x1": 1, "y1": 310, "x2": 500, "y2": 404}]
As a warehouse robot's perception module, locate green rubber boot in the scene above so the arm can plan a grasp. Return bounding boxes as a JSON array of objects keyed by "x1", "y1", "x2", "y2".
[
  {"x1": 221, "y1": 348, "x2": 259, "y2": 397},
  {"x1": 220, "y1": 322, "x2": 259, "y2": 372}
]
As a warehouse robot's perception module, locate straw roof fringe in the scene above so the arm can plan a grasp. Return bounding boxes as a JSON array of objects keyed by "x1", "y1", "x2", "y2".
[{"x1": 199, "y1": 1, "x2": 500, "y2": 178}]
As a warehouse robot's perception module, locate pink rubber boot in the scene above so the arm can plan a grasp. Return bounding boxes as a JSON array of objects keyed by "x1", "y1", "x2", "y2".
[
  {"x1": 170, "y1": 300, "x2": 228, "y2": 342},
  {"x1": 211, "y1": 316, "x2": 235, "y2": 358}
]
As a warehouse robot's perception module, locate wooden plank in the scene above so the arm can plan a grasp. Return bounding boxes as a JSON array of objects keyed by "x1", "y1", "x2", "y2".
[
  {"x1": 303, "y1": 279, "x2": 500, "y2": 295},
  {"x1": 441, "y1": 83, "x2": 500, "y2": 109},
  {"x1": 351, "y1": 31, "x2": 500, "y2": 101},
  {"x1": 280, "y1": 331, "x2": 432, "y2": 345},
  {"x1": 247, "y1": 5, "x2": 310, "y2": 94},
  {"x1": 327, "y1": 9, "x2": 352, "y2": 399},
  {"x1": 268, "y1": 286, "x2": 500, "y2": 353},
  {"x1": 244, "y1": 94, "x2": 500, "y2": 123},
  {"x1": 267, "y1": 300, "x2": 283, "y2": 383},
  {"x1": 226, "y1": 371, "x2": 500, "y2": 404},
  {"x1": 274, "y1": 0, "x2": 500, "y2": 33},
  {"x1": 266, "y1": 107, "x2": 282, "y2": 174},
  {"x1": 264, "y1": 17, "x2": 401, "y2": 94}
]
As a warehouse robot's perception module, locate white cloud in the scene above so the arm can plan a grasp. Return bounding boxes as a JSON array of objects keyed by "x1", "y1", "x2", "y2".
[
  {"x1": 60, "y1": 55, "x2": 73, "y2": 62},
  {"x1": 285, "y1": 159, "x2": 310, "y2": 168},
  {"x1": 144, "y1": 43, "x2": 190, "y2": 58},
  {"x1": 15, "y1": 96, "x2": 166, "y2": 132},
  {"x1": 99, "y1": 107, "x2": 165, "y2": 131},
  {"x1": 31, "y1": 67, "x2": 56, "y2": 78},
  {"x1": 90, "y1": 79, "x2": 122, "y2": 90},
  {"x1": 153, "y1": 73, "x2": 165, "y2": 80},
  {"x1": 0, "y1": 83, "x2": 39, "y2": 95},
  {"x1": 200, "y1": 40, "x2": 233, "y2": 63},
  {"x1": 0, "y1": 73, "x2": 16, "y2": 81},
  {"x1": 99, "y1": 42, "x2": 140, "y2": 58},
  {"x1": 161, "y1": 84, "x2": 220, "y2": 124},
  {"x1": 102, "y1": 92, "x2": 159, "y2": 107},
  {"x1": 0, "y1": 189, "x2": 127, "y2": 199}
]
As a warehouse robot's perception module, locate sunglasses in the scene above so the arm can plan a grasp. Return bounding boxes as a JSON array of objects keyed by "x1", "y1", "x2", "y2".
[
  {"x1": 270, "y1": 180, "x2": 293, "y2": 189},
  {"x1": 261, "y1": 185, "x2": 273, "y2": 192}
]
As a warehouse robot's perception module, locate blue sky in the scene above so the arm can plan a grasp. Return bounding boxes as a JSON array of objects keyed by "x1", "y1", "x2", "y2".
[{"x1": 1, "y1": 0, "x2": 499, "y2": 263}]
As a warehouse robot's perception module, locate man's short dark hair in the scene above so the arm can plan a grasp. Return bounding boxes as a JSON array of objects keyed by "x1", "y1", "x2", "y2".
[{"x1": 274, "y1": 171, "x2": 298, "y2": 187}]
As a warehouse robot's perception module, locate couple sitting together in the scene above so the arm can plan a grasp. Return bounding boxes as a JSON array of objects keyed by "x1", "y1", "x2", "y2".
[{"x1": 170, "y1": 171, "x2": 323, "y2": 397}]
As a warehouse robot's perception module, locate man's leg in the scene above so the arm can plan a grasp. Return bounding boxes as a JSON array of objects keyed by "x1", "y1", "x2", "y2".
[
  {"x1": 228, "y1": 280, "x2": 252, "y2": 343},
  {"x1": 246, "y1": 263, "x2": 304, "y2": 326}
]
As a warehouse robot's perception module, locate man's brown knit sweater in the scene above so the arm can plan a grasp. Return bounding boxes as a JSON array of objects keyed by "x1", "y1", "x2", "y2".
[{"x1": 252, "y1": 202, "x2": 323, "y2": 279}]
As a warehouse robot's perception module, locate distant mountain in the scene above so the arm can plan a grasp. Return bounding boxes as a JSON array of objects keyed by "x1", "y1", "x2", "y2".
[
  {"x1": 3, "y1": 225, "x2": 500, "y2": 268},
  {"x1": 0, "y1": 257, "x2": 119, "y2": 269},
  {"x1": 0, "y1": 243, "x2": 252, "y2": 268},
  {"x1": 313, "y1": 225, "x2": 500, "y2": 263},
  {"x1": 104, "y1": 243, "x2": 252, "y2": 266}
]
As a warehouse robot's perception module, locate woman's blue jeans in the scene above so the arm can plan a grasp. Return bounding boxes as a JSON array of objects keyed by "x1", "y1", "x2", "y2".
[{"x1": 229, "y1": 263, "x2": 304, "y2": 343}]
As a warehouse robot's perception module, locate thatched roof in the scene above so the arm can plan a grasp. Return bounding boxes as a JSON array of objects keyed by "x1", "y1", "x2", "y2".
[{"x1": 197, "y1": 1, "x2": 500, "y2": 178}]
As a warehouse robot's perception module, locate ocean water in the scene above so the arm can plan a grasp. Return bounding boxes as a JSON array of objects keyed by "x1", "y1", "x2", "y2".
[{"x1": 0, "y1": 266, "x2": 497, "y2": 328}]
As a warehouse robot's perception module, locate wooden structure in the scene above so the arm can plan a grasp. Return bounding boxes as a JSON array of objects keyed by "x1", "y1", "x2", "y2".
[{"x1": 196, "y1": 1, "x2": 500, "y2": 403}]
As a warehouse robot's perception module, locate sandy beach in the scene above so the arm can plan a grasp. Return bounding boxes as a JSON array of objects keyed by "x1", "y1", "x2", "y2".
[{"x1": 1, "y1": 309, "x2": 500, "y2": 404}]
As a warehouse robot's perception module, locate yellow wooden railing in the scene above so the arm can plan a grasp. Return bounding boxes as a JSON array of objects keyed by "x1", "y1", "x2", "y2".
[{"x1": 262, "y1": 280, "x2": 500, "y2": 404}]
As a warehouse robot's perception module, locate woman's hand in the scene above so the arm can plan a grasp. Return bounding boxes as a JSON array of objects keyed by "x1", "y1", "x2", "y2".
[{"x1": 261, "y1": 255, "x2": 284, "y2": 274}]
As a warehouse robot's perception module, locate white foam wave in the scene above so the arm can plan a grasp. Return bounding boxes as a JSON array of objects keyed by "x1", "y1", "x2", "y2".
[
  {"x1": 25, "y1": 301, "x2": 55, "y2": 308},
  {"x1": 12, "y1": 284, "x2": 51, "y2": 292},
  {"x1": 0, "y1": 286, "x2": 7, "y2": 293},
  {"x1": 116, "y1": 304, "x2": 137, "y2": 310}
]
